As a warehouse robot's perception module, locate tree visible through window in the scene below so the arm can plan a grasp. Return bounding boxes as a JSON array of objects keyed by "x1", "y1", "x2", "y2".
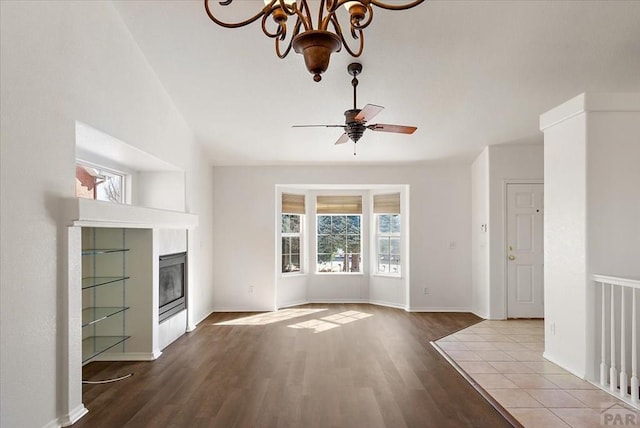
[
  {"x1": 317, "y1": 215, "x2": 361, "y2": 273},
  {"x1": 377, "y1": 214, "x2": 400, "y2": 274}
]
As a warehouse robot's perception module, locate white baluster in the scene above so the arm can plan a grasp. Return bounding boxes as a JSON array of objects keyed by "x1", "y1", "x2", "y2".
[
  {"x1": 631, "y1": 287, "x2": 638, "y2": 404},
  {"x1": 611, "y1": 283, "x2": 618, "y2": 392},
  {"x1": 620, "y1": 287, "x2": 627, "y2": 398},
  {"x1": 601, "y1": 282, "x2": 608, "y2": 387}
]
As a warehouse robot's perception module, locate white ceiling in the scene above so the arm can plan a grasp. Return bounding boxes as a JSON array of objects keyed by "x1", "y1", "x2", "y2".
[{"x1": 113, "y1": 1, "x2": 640, "y2": 166}]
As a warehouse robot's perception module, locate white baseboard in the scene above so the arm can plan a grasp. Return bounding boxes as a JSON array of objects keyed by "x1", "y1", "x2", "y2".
[
  {"x1": 211, "y1": 306, "x2": 275, "y2": 312},
  {"x1": 306, "y1": 299, "x2": 369, "y2": 304},
  {"x1": 406, "y1": 307, "x2": 472, "y2": 313},
  {"x1": 542, "y1": 352, "x2": 585, "y2": 378},
  {"x1": 277, "y1": 299, "x2": 309, "y2": 309},
  {"x1": 367, "y1": 299, "x2": 406, "y2": 310},
  {"x1": 91, "y1": 351, "x2": 161, "y2": 362},
  {"x1": 58, "y1": 404, "x2": 89, "y2": 427}
]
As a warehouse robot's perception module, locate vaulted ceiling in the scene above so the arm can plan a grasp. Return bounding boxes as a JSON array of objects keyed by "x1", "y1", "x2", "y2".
[{"x1": 114, "y1": 1, "x2": 640, "y2": 165}]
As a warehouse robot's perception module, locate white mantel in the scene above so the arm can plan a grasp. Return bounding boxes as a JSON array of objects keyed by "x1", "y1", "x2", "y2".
[{"x1": 71, "y1": 198, "x2": 198, "y2": 229}]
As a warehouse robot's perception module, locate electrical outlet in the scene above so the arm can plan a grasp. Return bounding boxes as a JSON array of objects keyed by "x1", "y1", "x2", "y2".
[
  {"x1": 249, "y1": 285, "x2": 254, "y2": 293},
  {"x1": 424, "y1": 287, "x2": 430, "y2": 295}
]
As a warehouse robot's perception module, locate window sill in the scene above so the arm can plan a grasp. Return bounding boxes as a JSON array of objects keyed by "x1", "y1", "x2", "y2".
[
  {"x1": 281, "y1": 272, "x2": 306, "y2": 278},
  {"x1": 315, "y1": 272, "x2": 364, "y2": 276},
  {"x1": 372, "y1": 273, "x2": 403, "y2": 279}
]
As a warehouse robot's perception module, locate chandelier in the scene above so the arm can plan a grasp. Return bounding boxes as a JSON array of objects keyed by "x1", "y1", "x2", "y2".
[{"x1": 204, "y1": 0, "x2": 425, "y2": 82}]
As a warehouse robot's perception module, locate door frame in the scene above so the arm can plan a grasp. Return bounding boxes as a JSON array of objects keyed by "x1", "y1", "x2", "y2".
[{"x1": 502, "y1": 179, "x2": 544, "y2": 319}]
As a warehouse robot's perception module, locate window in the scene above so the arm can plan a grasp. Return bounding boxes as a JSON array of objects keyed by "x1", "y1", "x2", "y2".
[
  {"x1": 75, "y1": 162, "x2": 125, "y2": 203},
  {"x1": 282, "y1": 214, "x2": 301, "y2": 273},
  {"x1": 281, "y1": 193, "x2": 305, "y2": 273},
  {"x1": 376, "y1": 214, "x2": 401, "y2": 274},
  {"x1": 316, "y1": 195, "x2": 362, "y2": 273},
  {"x1": 374, "y1": 193, "x2": 401, "y2": 275},
  {"x1": 317, "y1": 215, "x2": 361, "y2": 273}
]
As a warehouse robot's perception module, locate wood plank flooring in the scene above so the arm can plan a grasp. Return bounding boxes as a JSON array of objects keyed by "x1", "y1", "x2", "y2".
[{"x1": 76, "y1": 304, "x2": 513, "y2": 427}]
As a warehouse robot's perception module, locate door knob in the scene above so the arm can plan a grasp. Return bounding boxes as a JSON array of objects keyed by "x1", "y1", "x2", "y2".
[{"x1": 508, "y1": 255, "x2": 516, "y2": 261}]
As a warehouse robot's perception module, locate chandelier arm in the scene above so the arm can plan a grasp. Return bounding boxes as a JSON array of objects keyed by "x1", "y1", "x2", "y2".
[
  {"x1": 293, "y1": 0, "x2": 314, "y2": 31},
  {"x1": 261, "y1": 14, "x2": 286, "y2": 40},
  {"x1": 351, "y1": 3, "x2": 374, "y2": 30},
  {"x1": 275, "y1": 18, "x2": 303, "y2": 58},
  {"x1": 330, "y1": 15, "x2": 364, "y2": 57},
  {"x1": 369, "y1": 0, "x2": 425, "y2": 11},
  {"x1": 204, "y1": 0, "x2": 269, "y2": 29}
]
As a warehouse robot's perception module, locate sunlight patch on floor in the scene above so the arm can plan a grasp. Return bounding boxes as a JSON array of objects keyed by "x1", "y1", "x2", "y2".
[
  {"x1": 288, "y1": 310, "x2": 373, "y2": 333},
  {"x1": 214, "y1": 308, "x2": 327, "y2": 326}
]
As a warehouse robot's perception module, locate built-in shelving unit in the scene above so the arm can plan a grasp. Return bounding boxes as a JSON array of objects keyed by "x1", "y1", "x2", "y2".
[{"x1": 81, "y1": 229, "x2": 130, "y2": 364}]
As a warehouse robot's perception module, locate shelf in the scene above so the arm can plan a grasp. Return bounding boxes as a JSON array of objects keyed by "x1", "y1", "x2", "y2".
[
  {"x1": 82, "y1": 307, "x2": 129, "y2": 327},
  {"x1": 82, "y1": 276, "x2": 129, "y2": 289},
  {"x1": 82, "y1": 336, "x2": 130, "y2": 363},
  {"x1": 82, "y1": 248, "x2": 129, "y2": 256}
]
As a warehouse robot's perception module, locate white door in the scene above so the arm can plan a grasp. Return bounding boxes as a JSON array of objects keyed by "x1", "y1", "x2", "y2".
[{"x1": 507, "y1": 183, "x2": 544, "y2": 318}]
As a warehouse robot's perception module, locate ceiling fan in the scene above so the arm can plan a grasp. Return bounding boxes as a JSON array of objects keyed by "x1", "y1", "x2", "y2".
[{"x1": 293, "y1": 62, "x2": 417, "y2": 155}]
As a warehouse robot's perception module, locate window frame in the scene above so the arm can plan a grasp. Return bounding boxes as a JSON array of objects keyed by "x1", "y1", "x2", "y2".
[
  {"x1": 375, "y1": 213, "x2": 401, "y2": 276},
  {"x1": 281, "y1": 213, "x2": 304, "y2": 275},
  {"x1": 316, "y1": 213, "x2": 362, "y2": 274},
  {"x1": 75, "y1": 160, "x2": 127, "y2": 204}
]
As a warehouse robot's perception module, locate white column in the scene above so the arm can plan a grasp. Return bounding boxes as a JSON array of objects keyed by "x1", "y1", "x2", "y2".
[
  {"x1": 620, "y1": 287, "x2": 627, "y2": 398},
  {"x1": 601, "y1": 282, "x2": 608, "y2": 387},
  {"x1": 610, "y1": 284, "x2": 618, "y2": 392},
  {"x1": 631, "y1": 288, "x2": 638, "y2": 404}
]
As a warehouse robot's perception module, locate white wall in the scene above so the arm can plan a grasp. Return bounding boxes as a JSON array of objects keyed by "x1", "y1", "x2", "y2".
[
  {"x1": 470, "y1": 144, "x2": 544, "y2": 319},
  {"x1": 0, "y1": 2, "x2": 214, "y2": 427},
  {"x1": 211, "y1": 165, "x2": 471, "y2": 312},
  {"x1": 471, "y1": 148, "x2": 490, "y2": 318},
  {"x1": 540, "y1": 92, "x2": 640, "y2": 377},
  {"x1": 487, "y1": 144, "x2": 544, "y2": 319}
]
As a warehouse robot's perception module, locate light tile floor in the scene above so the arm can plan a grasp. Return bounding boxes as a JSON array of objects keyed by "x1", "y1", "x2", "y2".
[{"x1": 434, "y1": 320, "x2": 639, "y2": 428}]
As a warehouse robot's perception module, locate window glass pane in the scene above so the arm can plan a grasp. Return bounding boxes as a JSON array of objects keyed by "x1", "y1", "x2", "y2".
[
  {"x1": 390, "y1": 238, "x2": 401, "y2": 254},
  {"x1": 76, "y1": 163, "x2": 124, "y2": 203},
  {"x1": 331, "y1": 235, "x2": 346, "y2": 254},
  {"x1": 317, "y1": 216, "x2": 331, "y2": 234},
  {"x1": 331, "y1": 216, "x2": 346, "y2": 234},
  {"x1": 378, "y1": 215, "x2": 390, "y2": 233},
  {"x1": 290, "y1": 255, "x2": 300, "y2": 271},
  {"x1": 289, "y1": 215, "x2": 300, "y2": 233},
  {"x1": 318, "y1": 235, "x2": 333, "y2": 254},
  {"x1": 282, "y1": 255, "x2": 290, "y2": 271},
  {"x1": 291, "y1": 236, "x2": 300, "y2": 253},
  {"x1": 346, "y1": 235, "x2": 360, "y2": 253},
  {"x1": 318, "y1": 254, "x2": 332, "y2": 272},
  {"x1": 347, "y1": 215, "x2": 360, "y2": 234},
  {"x1": 282, "y1": 237, "x2": 290, "y2": 254},
  {"x1": 281, "y1": 215, "x2": 289, "y2": 233},
  {"x1": 390, "y1": 214, "x2": 401, "y2": 234},
  {"x1": 378, "y1": 254, "x2": 388, "y2": 273},
  {"x1": 379, "y1": 237, "x2": 390, "y2": 254},
  {"x1": 348, "y1": 253, "x2": 361, "y2": 272}
]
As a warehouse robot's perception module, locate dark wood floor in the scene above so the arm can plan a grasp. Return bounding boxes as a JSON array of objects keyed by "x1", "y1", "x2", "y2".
[{"x1": 76, "y1": 304, "x2": 513, "y2": 427}]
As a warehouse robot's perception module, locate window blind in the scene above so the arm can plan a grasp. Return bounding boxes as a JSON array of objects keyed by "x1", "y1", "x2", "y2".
[
  {"x1": 373, "y1": 193, "x2": 401, "y2": 214},
  {"x1": 282, "y1": 193, "x2": 305, "y2": 214},
  {"x1": 316, "y1": 195, "x2": 362, "y2": 214}
]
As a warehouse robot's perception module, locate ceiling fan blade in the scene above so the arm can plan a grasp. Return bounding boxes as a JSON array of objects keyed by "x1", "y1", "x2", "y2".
[
  {"x1": 334, "y1": 133, "x2": 350, "y2": 145},
  {"x1": 292, "y1": 124, "x2": 345, "y2": 128},
  {"x1": 368, "y1": 124, "x2": 417, "y2": 134},
  {"x1": 355, "y1": 104, "x2": 384, "y2": 122}
]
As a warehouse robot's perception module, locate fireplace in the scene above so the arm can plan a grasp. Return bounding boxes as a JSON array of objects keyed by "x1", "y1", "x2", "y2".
[{"x1": 159, "y1": 252, "x2": 186, "y2": 323}]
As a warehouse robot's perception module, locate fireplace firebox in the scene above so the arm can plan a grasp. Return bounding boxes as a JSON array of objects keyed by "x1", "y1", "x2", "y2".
[{"x1": 159, "y1": 252, "x2": 186, "y2": 323}]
